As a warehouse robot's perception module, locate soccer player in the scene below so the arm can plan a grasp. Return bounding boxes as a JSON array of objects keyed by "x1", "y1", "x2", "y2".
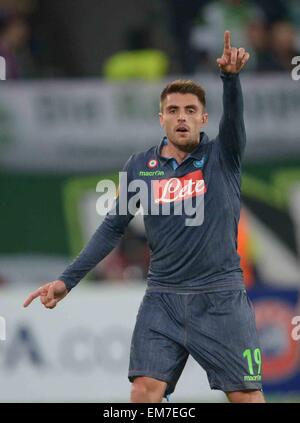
[{"x1": 23, "y1": 31, "x2": 265, "y2": 403}]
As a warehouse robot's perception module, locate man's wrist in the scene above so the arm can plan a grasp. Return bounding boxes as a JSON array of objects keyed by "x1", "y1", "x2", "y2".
[
  {"x1": 58, "y1": 277, "x2": 72, "y2": 292},
  {"x1": 220, "y1": 70, "x2": 240, "y2": 79}
]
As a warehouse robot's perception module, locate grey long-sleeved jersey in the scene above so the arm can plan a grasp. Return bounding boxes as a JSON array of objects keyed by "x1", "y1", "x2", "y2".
[{"x1": 59, "y1": 72, "x2": 246, "y2": 293}]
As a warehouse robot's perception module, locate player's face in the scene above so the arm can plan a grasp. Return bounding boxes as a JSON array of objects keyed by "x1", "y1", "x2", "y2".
[{"x1": 159, "y1": 93, "x2": 208, "y2": 151}]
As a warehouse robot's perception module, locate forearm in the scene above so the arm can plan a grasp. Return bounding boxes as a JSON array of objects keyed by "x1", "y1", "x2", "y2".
[
  {"x1": 59, "y1": 154, "x2": 136, "y2": 291},
  {"x1": 58, "y1": 216, "x2": 126, "y2": 291},
  {"x1": 221, "y1": 71, "x2": 243, "y2": 119},
  {"x1": 219, "y1": 72, "x2": 246, "y2": 160}
]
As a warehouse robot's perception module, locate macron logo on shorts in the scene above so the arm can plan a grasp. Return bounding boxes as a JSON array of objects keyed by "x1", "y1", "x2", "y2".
[{"x1": 153, "y1": 170, "x2": 206, "y2": 204}]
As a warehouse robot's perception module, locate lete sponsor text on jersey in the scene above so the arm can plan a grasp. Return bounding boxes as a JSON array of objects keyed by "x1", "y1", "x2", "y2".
[{"x1": 153, "y1": 170, "x2": 207, "y2": 204}]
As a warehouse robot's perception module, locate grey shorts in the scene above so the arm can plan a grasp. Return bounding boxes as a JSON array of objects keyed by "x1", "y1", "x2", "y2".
[{"x1": 128, "y1": 289, "x2": 262, "y2": 396}]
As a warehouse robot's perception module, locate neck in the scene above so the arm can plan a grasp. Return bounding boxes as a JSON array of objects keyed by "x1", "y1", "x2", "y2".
[{"x1": 161, "y1": 139, "x2": 200, "y2": 164}]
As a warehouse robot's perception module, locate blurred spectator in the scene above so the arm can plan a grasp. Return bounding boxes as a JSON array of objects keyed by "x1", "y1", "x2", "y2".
[
  {"x1": 269, "y1": 21, "x2": 300, "y2": 72},
  {"x1": 246, "y1": 18, "x2": 300, "y2": 73},
  {"x1": 164, "y1": 0, "x2": 257, "y2": 74},
  {"x1": 0, "y1": 1, "x2": 297, "y2": 78},
  {"x1": 165, "y1": 0, "x2": 210, "y2": 74},
  {"x1": 0, "y1": 11, "x2": 30, "y2": 79},
  {"x1": 103, "y1": 27, "x2": 169, "y2": 80},
  {"x1": 246, "y1": 19, "x2": 277, "y2": 72},
  {"x1": 250, "y1": 0, "x2": 289, "y2": 25},
  {"x1": 164, "y1": 0, "x2": 299, "y2": 74},
  {"x1": 191, "y1": 0, "x2": 251, "y2": 73}
]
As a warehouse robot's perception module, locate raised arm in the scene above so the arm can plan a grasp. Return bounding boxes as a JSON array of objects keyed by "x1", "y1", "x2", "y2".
[{"x1": 216, "y1": 31, "x2": 250, "y2": 169}]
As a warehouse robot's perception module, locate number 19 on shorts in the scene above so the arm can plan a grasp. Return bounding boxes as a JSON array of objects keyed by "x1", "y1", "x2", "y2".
[{"x1": 243, "y1": 348, "x2": 262, "y2": 382}]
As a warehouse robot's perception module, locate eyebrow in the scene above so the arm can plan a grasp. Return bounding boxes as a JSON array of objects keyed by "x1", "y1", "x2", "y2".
[{"x1": 166, "y1": 104, "x2": 199, "y2": 110}]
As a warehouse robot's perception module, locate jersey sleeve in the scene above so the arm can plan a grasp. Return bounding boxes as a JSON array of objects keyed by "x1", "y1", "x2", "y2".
[
  {"x1": 58, "y1": 155, "x2": 136, "y2": 291},
  {"x1": 217, "y1": 72, "x2": 246, "y2": 171}
]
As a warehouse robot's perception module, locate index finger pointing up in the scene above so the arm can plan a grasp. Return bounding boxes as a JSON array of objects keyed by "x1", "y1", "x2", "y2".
[{"x1": 224, "y1": 30, "x2": 231, "y2": 51}]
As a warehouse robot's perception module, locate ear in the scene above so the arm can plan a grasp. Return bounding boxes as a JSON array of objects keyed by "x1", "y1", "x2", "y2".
[
  {"x1": 202, "y1": 113, "x2": 208, "y2": 125},
  {"x1": 159, "y1": 112, "x2": 164, "y2": 128}
]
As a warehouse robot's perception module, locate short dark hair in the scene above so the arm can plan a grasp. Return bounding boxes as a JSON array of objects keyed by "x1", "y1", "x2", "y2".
[{"x1": 160, "y1": 80, "x2": 206, "y2": 112}]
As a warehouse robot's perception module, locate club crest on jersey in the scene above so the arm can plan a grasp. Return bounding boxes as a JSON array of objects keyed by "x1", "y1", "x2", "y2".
[
  {"x1": 193, "y1": 156, "x2": 206, "y2": 169},
  {"x1": 147, "y1": 159, "x2": 158, "y2": 169},
  {"x1": 153, "y1": 169, "x2": 206, "y2": 204}
]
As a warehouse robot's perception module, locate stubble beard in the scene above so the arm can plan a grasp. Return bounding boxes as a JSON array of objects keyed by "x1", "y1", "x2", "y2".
[{"x1": 171, "y1": 135, "x2": 200, "y2": 153}]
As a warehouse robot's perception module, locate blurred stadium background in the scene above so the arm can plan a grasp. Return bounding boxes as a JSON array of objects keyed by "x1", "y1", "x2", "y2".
[{"x1": 0, "y1": 0, "x2": 300, "y2": 402}]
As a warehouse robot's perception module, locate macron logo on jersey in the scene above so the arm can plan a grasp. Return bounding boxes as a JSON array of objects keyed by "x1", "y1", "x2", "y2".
[{"x1": 153, "y1": 170, "x2": 206, "y2": 204}]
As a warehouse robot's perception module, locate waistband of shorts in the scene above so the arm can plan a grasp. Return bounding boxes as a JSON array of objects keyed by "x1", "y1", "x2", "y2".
[{"x1": 145, "y1": 280, "x2": 246, "y2": 294}]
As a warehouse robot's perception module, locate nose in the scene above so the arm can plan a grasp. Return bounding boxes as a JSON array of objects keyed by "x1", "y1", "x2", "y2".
[{"x1": 177, "y1": 111, "x2": 186, "y2": 121}]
